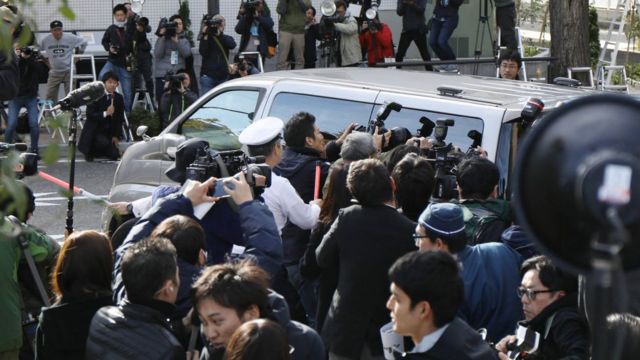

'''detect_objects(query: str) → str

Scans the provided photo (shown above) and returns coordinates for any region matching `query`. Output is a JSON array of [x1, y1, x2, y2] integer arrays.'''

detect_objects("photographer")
[[326, 1, 361, 67], [0, 6, 20, 101], [496, 0, 517, 51], [228, 58, 260, 79], [0, 202, 56, 359], [359, 18, 393, 67], [40, 20, 88, 102], [396, 0, 432, 71], [235, 0, 275, 63], [159, 70, 198, 128], [5, 45, 41, 154], [276, 0, 311, 70], [100, 4, 135, 113], [131, 16, 154, 107], [199, 14, 236, 95], [153, 15, 192, 106]]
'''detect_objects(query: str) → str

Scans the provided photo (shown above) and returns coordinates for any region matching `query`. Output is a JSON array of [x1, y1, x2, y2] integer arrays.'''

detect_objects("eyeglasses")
[[517, 286, 556, 301], [500, 63, 518, 70], [412, 233, 429, 247]]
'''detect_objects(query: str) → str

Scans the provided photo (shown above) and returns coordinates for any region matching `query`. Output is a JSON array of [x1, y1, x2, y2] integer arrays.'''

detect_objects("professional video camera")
[[156, 17, 178, 38], [164, 71, 187, 91], [243, 0, 261, 15], [185, 149, 272, 195], [201, 14, 223, 37], [430, 119, 463, 200], [19, 46, 40, 59], [0, 143, 38, 179]]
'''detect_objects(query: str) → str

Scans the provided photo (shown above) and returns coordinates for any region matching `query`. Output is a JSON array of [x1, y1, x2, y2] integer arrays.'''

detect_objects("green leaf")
[[43, 142, 60, 166], [58, 5, 76, 20]]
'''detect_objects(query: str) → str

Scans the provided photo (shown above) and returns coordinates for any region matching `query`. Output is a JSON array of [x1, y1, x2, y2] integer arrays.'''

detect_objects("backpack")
[[463, 204, 508, 245]]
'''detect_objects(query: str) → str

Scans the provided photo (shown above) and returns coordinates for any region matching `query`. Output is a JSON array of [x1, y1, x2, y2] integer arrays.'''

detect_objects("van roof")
[[252, 68, 594, 110]]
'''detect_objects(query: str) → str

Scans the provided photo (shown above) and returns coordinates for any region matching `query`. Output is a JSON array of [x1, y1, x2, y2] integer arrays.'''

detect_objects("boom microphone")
[[55, 81, 106, 110]]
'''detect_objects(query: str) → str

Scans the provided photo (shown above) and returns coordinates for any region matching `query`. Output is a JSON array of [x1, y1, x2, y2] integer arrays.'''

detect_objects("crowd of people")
[[5, 2, 635, 360], [9, 103, 640, 360]]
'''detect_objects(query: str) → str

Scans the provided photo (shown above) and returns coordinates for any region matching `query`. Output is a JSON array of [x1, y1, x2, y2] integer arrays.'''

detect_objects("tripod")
[[473, 0, 494, 75]]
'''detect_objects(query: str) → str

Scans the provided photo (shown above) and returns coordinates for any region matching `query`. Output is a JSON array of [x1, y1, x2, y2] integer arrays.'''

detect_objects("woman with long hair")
[[35, 230, 114, 360], [299, 160, 352, 331]]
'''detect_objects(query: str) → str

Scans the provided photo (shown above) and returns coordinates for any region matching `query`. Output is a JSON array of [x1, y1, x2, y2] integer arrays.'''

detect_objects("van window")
[[372, 105, 484, 151], [181, 90, 260, 150], [268, 93, 375, 137]]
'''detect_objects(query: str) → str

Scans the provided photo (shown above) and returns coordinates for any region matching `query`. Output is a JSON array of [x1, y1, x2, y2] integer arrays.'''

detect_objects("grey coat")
[[153, 35, 192, 78]]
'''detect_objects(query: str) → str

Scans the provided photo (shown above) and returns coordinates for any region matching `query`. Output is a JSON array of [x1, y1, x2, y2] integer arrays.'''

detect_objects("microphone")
[[0, 142, 28, 152], [55, 81, 106, 110]]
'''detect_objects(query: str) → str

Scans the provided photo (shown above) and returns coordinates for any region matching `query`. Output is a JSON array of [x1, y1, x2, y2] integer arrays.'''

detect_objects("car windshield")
[[268, 93, 375, 137], [181, 90, 260, 150]]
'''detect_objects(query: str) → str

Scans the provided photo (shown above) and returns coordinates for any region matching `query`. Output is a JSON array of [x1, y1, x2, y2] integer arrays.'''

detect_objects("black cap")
[[50, 20, 63, 29], [164, 138, 210, 183]]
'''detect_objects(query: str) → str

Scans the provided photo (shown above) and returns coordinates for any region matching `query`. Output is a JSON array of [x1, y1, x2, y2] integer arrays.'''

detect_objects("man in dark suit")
[[316, 158, 416, 360], [79, 71, 124, 161]]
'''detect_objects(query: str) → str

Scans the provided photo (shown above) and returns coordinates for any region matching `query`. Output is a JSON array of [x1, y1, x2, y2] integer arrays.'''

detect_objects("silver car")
[[103, 68, 593, 230]]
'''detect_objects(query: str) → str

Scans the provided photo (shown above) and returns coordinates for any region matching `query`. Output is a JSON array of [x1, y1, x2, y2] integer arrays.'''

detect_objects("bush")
[[127, 108, 161, 140]]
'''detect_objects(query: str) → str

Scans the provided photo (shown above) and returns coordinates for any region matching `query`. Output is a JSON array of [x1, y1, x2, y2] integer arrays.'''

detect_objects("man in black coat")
[[0, 6, 20, 101], [387, 251, 499, 360], [316, 158, 416, 360], [275, 111, 330, 324], [199, 14, 236, 95], [496, 256, 590, 360], [86, 237, 184, 360], [78, 71, 124, 161]]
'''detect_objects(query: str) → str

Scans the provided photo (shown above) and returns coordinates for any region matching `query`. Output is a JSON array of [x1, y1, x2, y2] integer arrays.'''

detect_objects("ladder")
[[37, 100, 67, 144], [132, 84, 155, 112], [567, 67, 595, 88], [69, 54, 97, 91], [596, 0, 632, 91], [495, 27, 528, 81]]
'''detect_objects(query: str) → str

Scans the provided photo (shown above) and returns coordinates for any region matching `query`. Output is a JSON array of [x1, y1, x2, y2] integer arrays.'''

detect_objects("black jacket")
[[199, 32, 236, 80], [396, 0, 428, 33], [316, 204, 416, 358], [235, 11, 275, 59], [101, 23, 134, 67], [78, 92, 124, 156], [201, 291, 325, 360], [275, 147, 330, 264], [433, 0, 464, 18], [520, 294, 590, 360], [86, 300, 184, 360], [132, 29, 152, 60], [35, 295, 113, 360], [0, 51, 19, 101], [159, 89, 198, 126], [17, 55, 40, 97], [394, 318, 499, 360]]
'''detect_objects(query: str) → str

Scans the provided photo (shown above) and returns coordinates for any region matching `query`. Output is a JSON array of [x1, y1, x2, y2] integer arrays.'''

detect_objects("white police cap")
[[239, 116, 284, 146]]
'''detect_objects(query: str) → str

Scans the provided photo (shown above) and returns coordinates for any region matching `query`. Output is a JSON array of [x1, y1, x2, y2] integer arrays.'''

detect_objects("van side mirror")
[[136, 125, 151, 142]]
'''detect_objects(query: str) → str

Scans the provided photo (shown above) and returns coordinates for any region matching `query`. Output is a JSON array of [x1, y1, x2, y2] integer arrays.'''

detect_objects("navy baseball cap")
[[50, 20, 63, 29], [418, 203, 465, 238]]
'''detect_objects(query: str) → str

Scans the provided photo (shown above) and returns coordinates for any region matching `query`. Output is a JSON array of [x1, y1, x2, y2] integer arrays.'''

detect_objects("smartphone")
[[211, 177, 235, 198]]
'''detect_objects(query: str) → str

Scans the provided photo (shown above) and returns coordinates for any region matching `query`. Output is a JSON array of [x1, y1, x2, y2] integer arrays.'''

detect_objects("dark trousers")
[[497, 3, 517, 50], [429, 14, 459, 61], [155, 77, 165, 107], [133, 57, 154, 102], [395, 29, 433, 71]]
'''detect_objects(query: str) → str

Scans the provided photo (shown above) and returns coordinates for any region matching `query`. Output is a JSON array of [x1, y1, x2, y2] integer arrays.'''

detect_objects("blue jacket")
[[235, 11, 274, 59], [456, 244, 523, 342], [113, 194, 283, 303]]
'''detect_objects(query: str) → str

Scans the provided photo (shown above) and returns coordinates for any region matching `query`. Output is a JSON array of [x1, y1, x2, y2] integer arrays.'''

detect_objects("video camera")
[[430, 119, 462, 200], [156, 17, 178, 38], [19, 46, 40, 59], [243, 0, 261, 15], [0, 143, 38, 179], [164, 71, 187, 91], [201, 14, 223, 37], [185, 149, 272, 195]]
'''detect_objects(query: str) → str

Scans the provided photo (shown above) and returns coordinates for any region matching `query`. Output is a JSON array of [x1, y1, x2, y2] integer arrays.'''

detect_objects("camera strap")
[[213, 36, 230, 65]]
